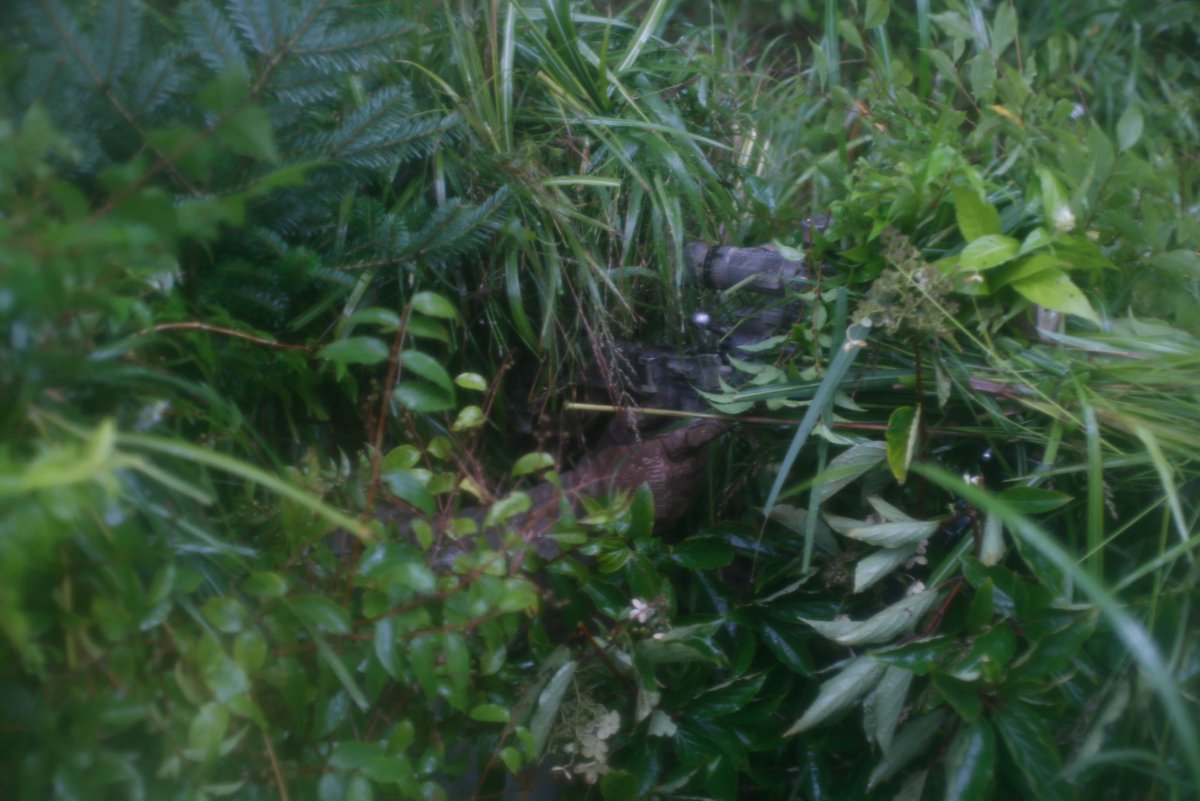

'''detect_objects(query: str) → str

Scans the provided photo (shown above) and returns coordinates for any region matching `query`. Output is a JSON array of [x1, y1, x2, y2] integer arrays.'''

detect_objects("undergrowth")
[[1, 1, 1197, 800]]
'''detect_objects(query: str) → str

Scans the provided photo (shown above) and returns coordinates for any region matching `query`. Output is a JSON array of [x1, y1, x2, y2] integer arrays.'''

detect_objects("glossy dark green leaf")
[[874, 636, 955, 675], [410, 291, 460, 321], [187, 702, 228, 762], [393, 382, 455, 413], [952, 624, 1018, 682], [785, 656, 886, 735], [996, 487, 1072, 514], [931, 673, 982, 722], [993, 701, 1070, 801], [867, 710, 948, 790], [885, 405, 919, 483], [601, 769, 640, 801], [670, 537, 734, 569], [757, 622, 813, 675], [381, 470, 436, 516], [374, 619, 399, 679], [966, 579, 994, 632], [319, 336, 390, 366], [399, 350, 453, 392], [944, 718, 995, 801], [1011, 609, 1098, 680], [289, 596, 351, 634], [197, 635, 251, 702], [244, 571, 288, 599], [201, 597, 246, 634]]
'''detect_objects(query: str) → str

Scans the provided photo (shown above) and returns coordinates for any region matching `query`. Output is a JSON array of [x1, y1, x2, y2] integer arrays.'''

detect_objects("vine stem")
[[142, 322, 314, 352]]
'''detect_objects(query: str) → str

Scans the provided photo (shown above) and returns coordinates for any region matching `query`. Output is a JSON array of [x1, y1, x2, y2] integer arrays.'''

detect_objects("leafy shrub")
[[2, 1, 1198, 800]]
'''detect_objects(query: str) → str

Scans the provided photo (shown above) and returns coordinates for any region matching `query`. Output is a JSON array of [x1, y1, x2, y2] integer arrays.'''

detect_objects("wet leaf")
[[411, 291, 460, 321], [885, 405, 920, 483], [319, 336, 390, 366], [958, 234, 1020, 271], [784, 656, 886, 735], [952, 185, 1001, 242], [393, 382, 455, 413], [1012, 268, 1100, 324], [802, 589, 939, 645], [944, 718, 995, 800]]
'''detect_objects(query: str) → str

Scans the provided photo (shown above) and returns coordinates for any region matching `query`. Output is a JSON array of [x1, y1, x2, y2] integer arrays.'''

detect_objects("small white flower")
[[906, 580, 927, 597], [843, 338, 867, 352], [1052, 204, 1076, 233], [630, 598, 653, 624], [966, 272, 985, 284]]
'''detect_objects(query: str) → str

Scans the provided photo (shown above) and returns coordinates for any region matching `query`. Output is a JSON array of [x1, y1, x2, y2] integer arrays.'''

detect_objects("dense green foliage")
[[1, 1, 1198, 800]]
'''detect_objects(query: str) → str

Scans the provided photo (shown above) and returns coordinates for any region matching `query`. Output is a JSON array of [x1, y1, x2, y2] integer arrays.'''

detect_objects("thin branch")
[[142, 322, 315, 352], [262, 730, 291, 801]]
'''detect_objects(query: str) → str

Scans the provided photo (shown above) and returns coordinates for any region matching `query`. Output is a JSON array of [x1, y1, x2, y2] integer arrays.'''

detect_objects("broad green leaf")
[[470, 704, 510, 723], [997, 487, 1072, 514], [288, 596, 350, 634], [874, 636, 956, 675], [452, 405, 485, 431], [864, 0, 890, 28], [944, 718, 995, 800], [784, 656, 886, 735], [854, 544, 919, 593], [485, 491, 531, 527], [825, 517, 939, 547], [455, 372, 488, 391], [399, 350, 453, 392], [531, 661, 577, 755], [951, 185, 1001, 242], [952, 622, 1016, 682], [863, 666, 913, 753], [201, 597, 246, 634], [958, 234, 1019, 271], [966, 579, 995, 632], [319, 337, 390, 366], [382, 470, 435, 515], [512, 451, 555, 476], [600, 770, 639, 801], [1116, 104, 1143, 151], [1037, 167, 1070, 232], [931, 673, 982, 721], [197, 637, 251, 703], [988, 252, 1064, 290], [244, 571, 288, 599], [802, 589, 939, 645], [382, 445, 421, 471], [994, 701, 1070, 801], [1011, 269, 1100, 324], [867, 711, 947, 790], [670, 537, 734, 569], [817, 440, 887, 502], [410, 291, 460, 321], [233, 630, 267, 674], [345, 307, 401, 331], [188, 702, 229, 762], [346, 775, 372, 801], [978, 512, 1005, 566], [393, 382, 455, 413], [374, 619, 399, 679], [885, 406, 920, 483]]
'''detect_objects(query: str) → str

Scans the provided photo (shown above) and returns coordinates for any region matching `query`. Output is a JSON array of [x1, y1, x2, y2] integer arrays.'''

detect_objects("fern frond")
[[304, 86, 458, 169], [292, 19, 410, 75], [92, 0, 141, 84], [181, 0, 249, 75]]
